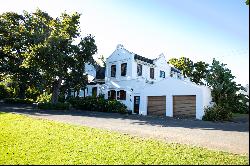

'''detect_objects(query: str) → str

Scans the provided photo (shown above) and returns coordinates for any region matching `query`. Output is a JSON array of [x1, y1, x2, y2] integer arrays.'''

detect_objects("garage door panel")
[[173, 95, 196, 118], [174, 106, 196, 110], [173, 95, 196, 99], [147, 105, 166, 110], [173, 100, 196, 103], [149, 110, 165, 116], [148, 101, 166, 106], [148, 96, 165, 100], [147, 96, 166, 116]]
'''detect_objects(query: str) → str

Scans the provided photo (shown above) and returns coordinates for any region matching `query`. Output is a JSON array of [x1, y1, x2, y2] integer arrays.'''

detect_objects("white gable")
[[107, 44, 134, 63]]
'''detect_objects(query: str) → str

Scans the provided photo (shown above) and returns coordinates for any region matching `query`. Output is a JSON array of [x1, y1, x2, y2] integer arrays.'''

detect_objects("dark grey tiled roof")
[[171, 67, 181, 74], [134, 54, 154, 64]]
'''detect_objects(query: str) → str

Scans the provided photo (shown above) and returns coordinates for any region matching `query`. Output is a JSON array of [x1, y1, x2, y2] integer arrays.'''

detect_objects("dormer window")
[[150, 68, 154, 79], [160, 70, 165, 78], [137, 64, 142, 76], [111, 65, 116, 77], [121, 63, 127, 76]]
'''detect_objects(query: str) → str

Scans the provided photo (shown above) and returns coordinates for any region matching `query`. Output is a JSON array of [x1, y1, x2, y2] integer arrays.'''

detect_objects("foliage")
[[168, 57, 194, 78], [67, 96, 128, 114], [202, 104, 232, 121], [37, 102, 70, 110], [191, 61, 209, 85], [36, 93, 52, 103], [25, 86, 42, 101], [0, 83, 13, 99], [206, 59, 249, 116], [246, 0, 249, 5], [230, 92, 249, 114], [98, 55, 106, 67], [168, 57, 209, 85], [3, 98, 34, 104], [0, 113, 248, 165], [0, 11, 44, 99], [0, 9, 97, 103]]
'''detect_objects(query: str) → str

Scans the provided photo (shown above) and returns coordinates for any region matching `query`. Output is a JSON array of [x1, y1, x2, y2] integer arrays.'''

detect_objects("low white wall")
[[140, 78, 211, 120]]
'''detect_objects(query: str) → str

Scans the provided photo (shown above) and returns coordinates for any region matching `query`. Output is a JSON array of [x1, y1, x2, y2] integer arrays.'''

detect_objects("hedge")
[[67, 96, 128, 114]]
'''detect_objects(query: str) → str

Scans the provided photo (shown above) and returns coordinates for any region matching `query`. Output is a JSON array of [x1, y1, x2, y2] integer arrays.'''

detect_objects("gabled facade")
[[84, 44, 212, 119]]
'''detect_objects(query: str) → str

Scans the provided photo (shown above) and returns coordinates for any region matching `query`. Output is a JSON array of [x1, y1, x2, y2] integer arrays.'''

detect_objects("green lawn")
[[0, 112, 248, 165]]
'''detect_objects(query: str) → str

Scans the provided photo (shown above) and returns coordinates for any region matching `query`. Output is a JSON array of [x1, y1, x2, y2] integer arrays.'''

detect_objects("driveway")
[[0, 103, 249, 155]]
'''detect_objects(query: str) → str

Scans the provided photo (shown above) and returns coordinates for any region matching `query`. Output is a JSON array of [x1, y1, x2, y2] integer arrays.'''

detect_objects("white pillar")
[[166, 94, 173, 117]]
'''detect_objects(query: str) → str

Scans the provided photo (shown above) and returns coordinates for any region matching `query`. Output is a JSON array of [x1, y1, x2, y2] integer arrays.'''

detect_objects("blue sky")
[[0, 0, 249, 85]]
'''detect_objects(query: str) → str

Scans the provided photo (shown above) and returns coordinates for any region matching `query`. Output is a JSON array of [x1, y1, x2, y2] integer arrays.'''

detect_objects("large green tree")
[[0, 11, 44, 98], [191, 61, 209, 85], [1, 9, 97, 103], [27, 10, 97, 103], [206, 59, 248, 115]]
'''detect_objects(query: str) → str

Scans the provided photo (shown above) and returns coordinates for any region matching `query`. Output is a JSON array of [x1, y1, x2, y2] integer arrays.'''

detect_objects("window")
[[121, 63, 127, 76], [137, 64, 142, 76], [119, 90, 126, 100], [109, 90, 116, 100], [160, 70, 165, 78], [111, 65, 116, 77], [92, 87, 97, 97], [150, 68, 154, 79], [117, 90, 126, 100]]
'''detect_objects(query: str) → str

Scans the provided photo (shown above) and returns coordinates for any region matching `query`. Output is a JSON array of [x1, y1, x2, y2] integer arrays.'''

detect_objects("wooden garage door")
[[147, 96, 166, 116], [173, 95, 196, 118]]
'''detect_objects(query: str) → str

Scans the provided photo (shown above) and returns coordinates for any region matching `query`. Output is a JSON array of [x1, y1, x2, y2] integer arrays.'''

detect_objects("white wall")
[[104, 45, 212, 119], [154, 54, 171, 81], [140, 78, 211, 120]]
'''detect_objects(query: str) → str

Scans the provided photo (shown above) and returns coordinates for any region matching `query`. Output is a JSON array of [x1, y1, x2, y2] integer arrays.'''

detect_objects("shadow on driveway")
[[0, 103, 248, 133]]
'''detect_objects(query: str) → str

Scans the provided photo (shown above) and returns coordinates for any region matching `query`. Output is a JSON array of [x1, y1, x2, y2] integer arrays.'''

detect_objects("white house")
[[83, 44, 212, 120]]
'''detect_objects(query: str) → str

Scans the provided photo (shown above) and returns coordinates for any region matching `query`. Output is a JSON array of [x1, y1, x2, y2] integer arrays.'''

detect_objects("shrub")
[[106, 100, 127, 114], [202, 104, 232, 121], [38, 102, 70, 110], [25, 86, 41, 101], [3, 98, 34, 104], [0, 84, 12, 99], [36, 93, 52, 103], [67, 96, 128, 114]]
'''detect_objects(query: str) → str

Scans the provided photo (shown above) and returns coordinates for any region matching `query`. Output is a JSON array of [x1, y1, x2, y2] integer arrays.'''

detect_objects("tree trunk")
[[18, 84, 27, 99], [51, 78, 62, 104]]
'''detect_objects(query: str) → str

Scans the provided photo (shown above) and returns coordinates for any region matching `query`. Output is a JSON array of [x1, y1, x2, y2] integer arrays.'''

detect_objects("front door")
[[134, 96, 140, 114]]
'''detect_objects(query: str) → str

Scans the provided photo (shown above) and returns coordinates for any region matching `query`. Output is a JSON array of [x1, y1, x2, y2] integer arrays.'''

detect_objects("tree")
[[1, 9, 97, 103], [0, 11, 44, 98], [168, 57, 209, 85], [168, 57, 194, 78], [206, 59, 248, 115], [27, 10, 97, 103], [98, 55, 106, 67], [246, 0, 249, 5], [191, 61, 209, 85]]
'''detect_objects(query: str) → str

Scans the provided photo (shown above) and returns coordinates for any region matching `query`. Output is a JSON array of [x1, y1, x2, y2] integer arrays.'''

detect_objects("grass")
[[0, 112, 248, 165]]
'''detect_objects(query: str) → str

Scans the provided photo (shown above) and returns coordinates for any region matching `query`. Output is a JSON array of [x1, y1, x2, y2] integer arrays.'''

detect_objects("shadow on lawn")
[[0, 103, 248, 133]]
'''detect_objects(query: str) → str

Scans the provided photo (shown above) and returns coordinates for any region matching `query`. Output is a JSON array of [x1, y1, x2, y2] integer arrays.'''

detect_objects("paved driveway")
[[0, 104, 249, 155]]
